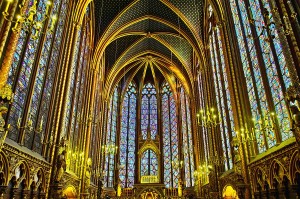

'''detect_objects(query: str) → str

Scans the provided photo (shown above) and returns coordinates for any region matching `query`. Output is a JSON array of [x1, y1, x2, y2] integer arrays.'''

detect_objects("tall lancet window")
[[103, 87, 119, 187], [120, 82, 137, 188], [229, 0, 292, 153], [6, 0, 69, 153], [62, 7, 91, 173], [162, 81, 179, 188], [180, 88, 194, 187], [208, 5, 235, 170], [141, 83, 158, 139], [141, 149, 159, 177]]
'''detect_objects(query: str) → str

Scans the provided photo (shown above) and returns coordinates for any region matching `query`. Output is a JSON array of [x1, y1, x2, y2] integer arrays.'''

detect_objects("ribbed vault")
[[93, 0, 205, 100]]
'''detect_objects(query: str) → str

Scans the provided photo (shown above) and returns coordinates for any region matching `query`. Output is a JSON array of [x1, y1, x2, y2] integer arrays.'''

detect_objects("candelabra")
[[17, 113, 44, 133], [197, 107, 221, 128], [66, 148, 84, 173], [171, 159, 184, 170], [2, 0, 57, 36], [102, 143, 118, 155], [40, 133, 53, 146], [235, 124, 256, 145], [194, 163, 212, 184], [253, 112, 276, 142]]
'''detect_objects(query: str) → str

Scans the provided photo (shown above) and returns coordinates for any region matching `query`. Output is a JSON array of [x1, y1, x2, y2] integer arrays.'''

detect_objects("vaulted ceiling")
[[93, 0, 205, 98]]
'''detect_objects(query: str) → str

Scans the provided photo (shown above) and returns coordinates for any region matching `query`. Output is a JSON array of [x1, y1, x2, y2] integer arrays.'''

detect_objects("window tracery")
[[141, 83, 158, 140], [120, 82, 137, 188], [229, 0, 293, 153], [207, 4, 235, 171], [162, 81, 179, 188], [180, 88, 194, 187], [6, 0, 70, 154]]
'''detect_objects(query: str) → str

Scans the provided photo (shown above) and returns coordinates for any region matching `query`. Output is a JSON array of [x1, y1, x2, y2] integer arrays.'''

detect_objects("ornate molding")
[[248, 141, 298, 193]]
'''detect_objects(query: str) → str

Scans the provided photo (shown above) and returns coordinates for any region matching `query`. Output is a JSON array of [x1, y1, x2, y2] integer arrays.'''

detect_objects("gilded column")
[[0, 0, 30, 150], [0, 0, 18, 60], [278, 0, 300, 151], [0, 0, 30, 89], [48, 17, 80, 198], [220, 1, 251, 196], [80, 63, 97, 198]]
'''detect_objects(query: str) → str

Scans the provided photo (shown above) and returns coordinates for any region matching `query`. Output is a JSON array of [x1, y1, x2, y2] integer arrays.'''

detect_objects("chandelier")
[[197, 107, 221, 128], [171, 159, 184, 169], [2, 0, 57, 37], [101, 143, 118, 155], [194, 162, 212, 184]]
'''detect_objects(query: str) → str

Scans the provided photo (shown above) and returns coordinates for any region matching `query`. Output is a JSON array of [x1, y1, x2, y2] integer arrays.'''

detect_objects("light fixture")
[[252, 112, 276, 140], [235, 124, 255, 145], [194, 162, 212, 184], [102, 143, 118, 155], [171, 159, 184, 169], [2, 0, 57, 35], [197, 107, 221, 128], [17, 112, 44, 133], [41, 134, 53, 146]]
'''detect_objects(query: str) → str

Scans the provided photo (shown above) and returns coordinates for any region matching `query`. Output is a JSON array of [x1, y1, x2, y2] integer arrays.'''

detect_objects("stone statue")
[[286, 83, 300, 150], [290, 104, 300, 127], [0, 106, 8, 149], [0, 106, 7, 131], [54, 150, 67, 183]]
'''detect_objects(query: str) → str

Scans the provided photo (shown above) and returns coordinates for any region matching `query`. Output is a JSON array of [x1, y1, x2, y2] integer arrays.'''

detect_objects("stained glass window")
[[141, 83, 157, 140], [208, 8, 235, 170], [6, 0, 69, 154], [63, 8, 91, 173], [120, 82, 137, 188], [229, 0, 292, 153], [90, 82, 101, 184], [141, 149, 158, 177], [162, 81, 179, 188], [180, 88, 194, 187], [197, 72, 209, 158], [103, 87, 119, 187]]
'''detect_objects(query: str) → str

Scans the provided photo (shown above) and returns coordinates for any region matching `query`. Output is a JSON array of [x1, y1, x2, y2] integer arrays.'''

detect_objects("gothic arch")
[[289, 150, 300, 185], [9, 160, 30, 189], [253, 167, 268, 192], [0, 152, 8, 186], [269, 159, 289, 189]]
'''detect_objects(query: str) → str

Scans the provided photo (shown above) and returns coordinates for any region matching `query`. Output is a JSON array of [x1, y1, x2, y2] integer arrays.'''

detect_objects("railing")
[[164, 188, 178, 197], [141, 175, 159, 183], [122, 188, 135, 197]]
